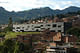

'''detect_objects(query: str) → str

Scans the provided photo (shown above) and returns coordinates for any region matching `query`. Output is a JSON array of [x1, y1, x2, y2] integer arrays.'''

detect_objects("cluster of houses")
[[0, 15, 80, 53], [0, 22, 79, 53], [26, 15, 80, 24], [9, 30, 79, 53]]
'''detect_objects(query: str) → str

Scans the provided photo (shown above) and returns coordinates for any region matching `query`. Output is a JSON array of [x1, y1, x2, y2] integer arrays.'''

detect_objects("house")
[[16, 34, 43, 44], [45, 32, 66, 53], [62, 35, 78, 48], [62, 18, 71, 22], [44, 30, 78, 53], [53, 17, 60, 22], [14, 29, 78, 53], [53, 32, 62, 42], [17, 34, 32, 44], [0, 36, 5, 42]]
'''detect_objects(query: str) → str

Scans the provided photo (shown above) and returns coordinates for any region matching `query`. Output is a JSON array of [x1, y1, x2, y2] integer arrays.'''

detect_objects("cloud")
[[77, 0, 80, 1], [0, 0, 80, 11]]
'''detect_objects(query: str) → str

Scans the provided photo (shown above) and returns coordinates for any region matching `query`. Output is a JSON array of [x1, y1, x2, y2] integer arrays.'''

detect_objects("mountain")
[[0, 7, 10, 24], [62, 6, 80, 13], [0, 6, 80, 24], [16, 7, 54, 19]]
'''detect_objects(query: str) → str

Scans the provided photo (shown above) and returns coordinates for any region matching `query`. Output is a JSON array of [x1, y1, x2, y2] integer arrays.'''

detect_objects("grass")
[[0, 32, 5, 37], [5, 32, 41, 39]]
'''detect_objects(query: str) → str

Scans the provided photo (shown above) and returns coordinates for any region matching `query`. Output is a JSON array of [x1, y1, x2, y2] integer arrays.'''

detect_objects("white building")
[[46, 47, 67, 53], [13, 22, 64, 32]]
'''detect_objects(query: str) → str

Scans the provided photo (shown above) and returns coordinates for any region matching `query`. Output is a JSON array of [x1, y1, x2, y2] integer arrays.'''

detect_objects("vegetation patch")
[[5, 32, 40, 39]]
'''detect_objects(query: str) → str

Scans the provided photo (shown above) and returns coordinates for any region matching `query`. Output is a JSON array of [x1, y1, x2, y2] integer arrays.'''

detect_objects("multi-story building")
[[13, 22, 72, 33], [13, 22, 65, 32]]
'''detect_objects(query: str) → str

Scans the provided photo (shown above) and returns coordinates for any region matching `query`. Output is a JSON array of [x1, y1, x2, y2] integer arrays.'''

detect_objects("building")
[[13, 22, 64, 32], [46, 32, 78, 53], [11, 30, 78, 53], [53, 17, 60, 22], [0, 36, 5, 43]]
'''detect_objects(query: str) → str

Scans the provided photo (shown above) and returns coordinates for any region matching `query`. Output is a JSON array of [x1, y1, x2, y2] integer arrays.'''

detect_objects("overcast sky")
[[0, 0, 80, 11]]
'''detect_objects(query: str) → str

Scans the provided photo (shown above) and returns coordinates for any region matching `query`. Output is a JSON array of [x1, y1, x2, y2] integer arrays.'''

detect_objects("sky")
[[0, 0, 80, 12]]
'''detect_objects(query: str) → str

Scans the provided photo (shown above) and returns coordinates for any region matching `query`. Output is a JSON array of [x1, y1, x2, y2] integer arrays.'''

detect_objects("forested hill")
[[0, 6, 80, 24]]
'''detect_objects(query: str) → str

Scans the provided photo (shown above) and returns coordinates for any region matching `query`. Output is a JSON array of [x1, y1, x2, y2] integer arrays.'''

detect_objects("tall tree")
[[67, 27, 80, 38], [8, 17, 13, 27], [3, 39, 16, 53], [7, 17, 13, 31]]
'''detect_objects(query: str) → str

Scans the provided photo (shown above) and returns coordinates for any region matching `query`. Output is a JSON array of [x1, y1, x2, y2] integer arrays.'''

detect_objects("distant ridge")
[[0, 6, 80, 24]]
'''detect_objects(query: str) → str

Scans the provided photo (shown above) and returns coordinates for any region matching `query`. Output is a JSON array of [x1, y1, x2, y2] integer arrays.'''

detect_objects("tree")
[[8, 17, 13, 31], [67, 27, 80, 38], [4, 17, 13, 32], [3, 39, 16, 53], [0, 45, 4, 53], [77, 11, 80, 15]]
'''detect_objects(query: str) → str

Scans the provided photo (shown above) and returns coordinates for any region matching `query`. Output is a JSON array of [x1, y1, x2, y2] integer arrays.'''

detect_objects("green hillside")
[[5, 32, 40, 39]]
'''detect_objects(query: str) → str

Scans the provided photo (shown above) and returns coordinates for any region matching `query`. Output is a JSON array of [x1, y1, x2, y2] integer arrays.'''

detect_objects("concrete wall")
[[13, 22, 64, 32]]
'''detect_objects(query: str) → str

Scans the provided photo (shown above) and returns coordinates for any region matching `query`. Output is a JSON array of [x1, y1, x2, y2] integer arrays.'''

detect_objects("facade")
[[0, 37, 4, 42], [13, 22, 64, 32], [10, 30, 78, 53], [46, 46, 67, 53]]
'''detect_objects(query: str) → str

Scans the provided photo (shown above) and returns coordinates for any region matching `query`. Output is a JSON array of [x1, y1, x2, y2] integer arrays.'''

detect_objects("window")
[[36, 29, 39, 31], [32, 28, 34, 30], [41, 28, 45, 29], [59, 37, 61, 39], [16, 30, 18, 31], [46, 24, 50, 26], [22, 27, 24, 29], [58, 25, 61, 27], [58, 30, 61, 32], [40, 25, 43, 27], [47, 28, 50, 30], [53, 24, 56, 27], [51, 30, 55, 32], [23, 37, 28, 40], [46, 32, 50, 34], [27, 26, 30, 28], [32, 25, 33, 27], [26, 28, 28, 30], [20, 30, 24, 32], [16, 27, 20, 29], [35, 26, 40, 28], [13, 27, 15, 29]]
